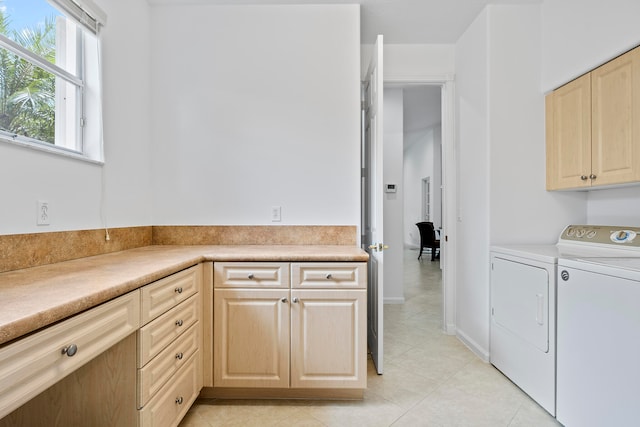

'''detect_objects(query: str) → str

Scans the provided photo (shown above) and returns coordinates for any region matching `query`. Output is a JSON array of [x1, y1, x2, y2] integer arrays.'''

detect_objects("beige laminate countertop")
[[0, 245, 368, 346]]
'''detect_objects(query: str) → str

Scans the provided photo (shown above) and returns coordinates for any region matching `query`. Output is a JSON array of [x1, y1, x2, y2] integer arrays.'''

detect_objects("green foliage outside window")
[[0, 10, 56, 143]]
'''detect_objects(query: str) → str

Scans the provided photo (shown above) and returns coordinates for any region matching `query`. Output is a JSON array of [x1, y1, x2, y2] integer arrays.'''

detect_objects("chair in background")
[[416, 221, 440, 261]]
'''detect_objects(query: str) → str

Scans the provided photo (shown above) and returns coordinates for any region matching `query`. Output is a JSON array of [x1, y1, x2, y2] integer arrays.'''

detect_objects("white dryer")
[[490, 224, 640, 417], [490, 244, 559, 416]]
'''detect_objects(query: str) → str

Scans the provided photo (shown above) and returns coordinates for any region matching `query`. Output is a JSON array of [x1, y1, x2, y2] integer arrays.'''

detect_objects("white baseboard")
[[456, 329, 490, 362], [383, 297, 405, 304]]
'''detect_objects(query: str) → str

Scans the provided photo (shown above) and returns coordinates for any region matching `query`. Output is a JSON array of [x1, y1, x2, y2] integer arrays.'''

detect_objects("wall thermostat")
[[385, 184, 397, 193]]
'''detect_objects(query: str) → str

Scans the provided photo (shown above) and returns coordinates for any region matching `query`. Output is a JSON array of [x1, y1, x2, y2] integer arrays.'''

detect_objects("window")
[[0, 0, 105, 163]]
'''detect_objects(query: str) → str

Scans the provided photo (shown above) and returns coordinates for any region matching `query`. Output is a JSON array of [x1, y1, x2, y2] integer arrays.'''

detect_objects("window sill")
[[0, 137, 104, 166]]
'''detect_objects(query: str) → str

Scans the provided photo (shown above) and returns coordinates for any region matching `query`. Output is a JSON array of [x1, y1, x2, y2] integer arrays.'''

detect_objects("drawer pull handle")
[[248, 273, 255, 279], [175, 352, 184, 360], [292, 297, 299, 303], [326, 274, 332, 280], [175, 287, 183, 294], [61, 344, 78, 357], [175, 319, 184, 327], [175, 396, 184, 405], [281, 297, 288, 303]]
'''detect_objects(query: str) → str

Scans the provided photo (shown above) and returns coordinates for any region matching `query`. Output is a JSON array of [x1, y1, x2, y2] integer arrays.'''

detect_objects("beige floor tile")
[[508, 399, 560, 427], [400, 385, 519, 427], [303, 392, 406, 427], [366, 361, 442, 409]]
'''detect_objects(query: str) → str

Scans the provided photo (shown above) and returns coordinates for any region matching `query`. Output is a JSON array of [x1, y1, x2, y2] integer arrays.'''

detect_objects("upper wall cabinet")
[[546, 46, 640, 190]]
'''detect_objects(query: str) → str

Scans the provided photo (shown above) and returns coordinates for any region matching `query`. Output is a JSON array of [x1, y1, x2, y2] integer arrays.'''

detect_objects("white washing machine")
[[490, 224, 640, 418], [557, 248, 640, 426]]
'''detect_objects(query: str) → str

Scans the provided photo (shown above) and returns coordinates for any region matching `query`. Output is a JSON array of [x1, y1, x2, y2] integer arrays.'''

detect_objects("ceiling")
[[147, 0, 541, 44]]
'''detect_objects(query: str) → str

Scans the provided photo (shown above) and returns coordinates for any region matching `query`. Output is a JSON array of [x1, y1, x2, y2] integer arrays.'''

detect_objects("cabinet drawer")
[[139, 351, 201, 427], [141, 265, 200, 325], [138, 294, 199, 367], [0, 291, 140, 420], [214, 262, 289, 288], [292, 263, 366, 289], [138, 321, 200, 408]]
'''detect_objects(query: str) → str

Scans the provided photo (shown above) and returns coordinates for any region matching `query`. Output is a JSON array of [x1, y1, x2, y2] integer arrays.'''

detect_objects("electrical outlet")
[[271, 206, 282, 222], [37, 201, 50, 225]]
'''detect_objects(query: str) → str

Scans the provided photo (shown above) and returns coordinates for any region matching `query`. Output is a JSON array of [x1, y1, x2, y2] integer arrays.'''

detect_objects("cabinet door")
[[591, 46, 640, 186], [546, 73, 592, 190], [290, 289, 366, 389], [213, 289, 290, 388]]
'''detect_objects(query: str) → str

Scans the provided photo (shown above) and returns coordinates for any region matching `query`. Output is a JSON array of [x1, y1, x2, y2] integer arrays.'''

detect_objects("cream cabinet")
[[0, 291, 140, 425], [546, 46, 640, 190], [138, 264, 203, 427], [213, 262, 367, 393]]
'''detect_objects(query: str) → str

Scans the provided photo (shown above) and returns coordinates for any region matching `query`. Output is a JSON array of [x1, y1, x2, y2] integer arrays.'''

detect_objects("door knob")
[[368, 243, 389, 251]]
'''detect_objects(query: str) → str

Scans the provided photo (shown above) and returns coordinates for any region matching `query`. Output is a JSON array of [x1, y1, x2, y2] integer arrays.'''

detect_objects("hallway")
[[180, 250, 559, 426]]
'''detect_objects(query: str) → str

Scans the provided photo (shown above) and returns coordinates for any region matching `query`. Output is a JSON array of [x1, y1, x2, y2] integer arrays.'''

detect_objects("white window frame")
[[0, 0, 105, 164]]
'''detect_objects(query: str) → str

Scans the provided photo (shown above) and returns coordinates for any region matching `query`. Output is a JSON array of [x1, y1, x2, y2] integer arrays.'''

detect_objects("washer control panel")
[[560, 225, 640, 247]]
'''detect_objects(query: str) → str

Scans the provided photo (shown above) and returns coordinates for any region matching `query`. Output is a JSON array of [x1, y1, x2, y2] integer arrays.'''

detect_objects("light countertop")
[[0, 245, 368, 346]]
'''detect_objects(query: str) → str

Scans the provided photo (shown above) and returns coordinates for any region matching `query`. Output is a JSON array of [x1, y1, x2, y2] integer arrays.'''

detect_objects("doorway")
[[383, 80, 455, 334]]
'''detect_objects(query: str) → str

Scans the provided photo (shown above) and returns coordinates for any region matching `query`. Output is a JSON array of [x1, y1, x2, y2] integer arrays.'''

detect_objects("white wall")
[[0, 0, 152, 235], [587, 187, 640, 226], [541, 0, 640, 226], [488, 5, 587, 246], [149, 5, 361, 228], [455, 4, 587, 359], [455, 7, 491, 358], [361, 44, 455, 81], [383, 88, 405, 303], [542, 0, 640, 92]]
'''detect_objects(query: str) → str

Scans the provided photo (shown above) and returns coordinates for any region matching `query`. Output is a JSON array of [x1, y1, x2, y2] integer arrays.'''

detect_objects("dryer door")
[[491, 256, 549, 352]]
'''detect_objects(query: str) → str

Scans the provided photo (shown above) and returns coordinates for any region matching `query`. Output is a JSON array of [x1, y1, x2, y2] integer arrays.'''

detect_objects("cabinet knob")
[[281, 297, 288, 303], [292, 297, 299, 303], [248, 273, 255, 279], [580, 175, 588, 180], [175, 352, 184, 360], [61, 344, 78, 357], [174, 287, 183, 294], [326, 274, 332, 280], [175, 396, 184, 405], [175, 319, 184, 327], [590, 174, 597, 180]]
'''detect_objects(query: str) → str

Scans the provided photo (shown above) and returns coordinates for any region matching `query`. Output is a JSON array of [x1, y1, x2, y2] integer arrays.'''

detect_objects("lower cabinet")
[[290, 289, 366, 389], [0, 293, 140, 427], [139, 351, 201, 427], [214, 288, 290, 388], [138, 264, 204, 427], [212, 262, 367, 393]]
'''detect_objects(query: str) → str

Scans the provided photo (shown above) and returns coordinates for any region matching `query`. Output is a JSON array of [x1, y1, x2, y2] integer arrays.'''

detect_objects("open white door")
[[362, 35, 384, 374]]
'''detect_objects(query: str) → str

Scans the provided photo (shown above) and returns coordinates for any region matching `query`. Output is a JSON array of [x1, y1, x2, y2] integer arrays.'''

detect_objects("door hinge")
[[80, 117, 86, 128]]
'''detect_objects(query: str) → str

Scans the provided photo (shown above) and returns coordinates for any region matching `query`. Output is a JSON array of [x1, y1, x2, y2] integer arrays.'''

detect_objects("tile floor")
[[180, 249, 560, 427]]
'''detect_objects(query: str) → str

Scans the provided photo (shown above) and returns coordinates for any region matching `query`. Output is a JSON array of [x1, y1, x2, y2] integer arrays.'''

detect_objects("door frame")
[[384, 75, 457, 335]]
